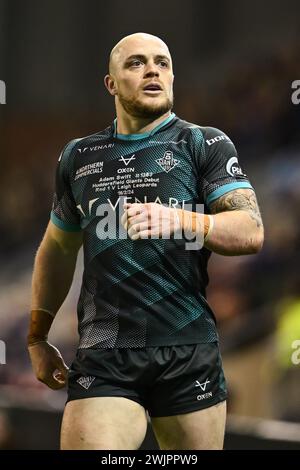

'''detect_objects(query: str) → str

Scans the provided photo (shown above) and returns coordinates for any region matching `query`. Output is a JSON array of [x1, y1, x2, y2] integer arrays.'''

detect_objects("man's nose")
[[144, 62, 159, 77]]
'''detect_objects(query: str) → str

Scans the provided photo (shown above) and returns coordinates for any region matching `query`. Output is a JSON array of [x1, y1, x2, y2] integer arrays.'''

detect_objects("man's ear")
[[104, 74, 117, 96]]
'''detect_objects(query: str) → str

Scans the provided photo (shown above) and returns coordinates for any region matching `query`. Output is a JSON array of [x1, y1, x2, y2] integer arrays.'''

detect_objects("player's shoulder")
[[175, 118, 230, 141], [199, 126, 231, 141], [175, 118, 236, 153], [59, 125, 112, 162]]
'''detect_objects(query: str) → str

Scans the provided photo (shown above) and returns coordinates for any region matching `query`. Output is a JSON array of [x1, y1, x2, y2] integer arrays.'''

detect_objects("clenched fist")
[[121, 202, 181, 240], [28, 341, 69, 390]]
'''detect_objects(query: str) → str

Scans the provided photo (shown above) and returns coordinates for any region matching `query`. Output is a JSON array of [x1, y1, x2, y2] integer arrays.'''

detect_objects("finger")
[[53, 369, 68, 384], [121, 211, 146, 231], [120, 208, 140, 230], [49, 379, 66, 389], [51, 357, 68, 386], [127, 213, 147, 228], [37, 356, 68, 387], [128, 221, 149, 239], [53, 367, 68, 382], [38, 373, 66, 390], [131, 229, 151, 240], [53, 355, 69, 375], [125, 205, 145, 217], [120, 211, 128, 229]]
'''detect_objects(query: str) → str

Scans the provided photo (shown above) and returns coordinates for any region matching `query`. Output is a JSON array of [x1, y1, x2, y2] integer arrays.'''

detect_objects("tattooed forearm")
[[210, 189, 263, 228], [204, 188, 264, 255]]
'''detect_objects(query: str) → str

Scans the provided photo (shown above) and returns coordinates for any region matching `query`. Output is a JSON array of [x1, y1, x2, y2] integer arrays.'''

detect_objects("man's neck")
[[115, 110, 172, 135]]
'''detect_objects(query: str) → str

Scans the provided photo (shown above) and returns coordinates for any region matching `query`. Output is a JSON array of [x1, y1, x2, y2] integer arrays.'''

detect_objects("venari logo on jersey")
[[156, 151, 180, 173], [226, 156, 245, 177], [77, 143, 114, 153]]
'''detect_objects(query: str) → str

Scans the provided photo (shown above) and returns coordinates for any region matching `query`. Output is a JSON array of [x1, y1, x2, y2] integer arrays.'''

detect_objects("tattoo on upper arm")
[[209, 189, 263, 228]]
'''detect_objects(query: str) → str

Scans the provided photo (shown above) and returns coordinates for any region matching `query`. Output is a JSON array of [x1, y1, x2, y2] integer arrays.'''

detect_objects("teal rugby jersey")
[[51, 113, 252, 348]]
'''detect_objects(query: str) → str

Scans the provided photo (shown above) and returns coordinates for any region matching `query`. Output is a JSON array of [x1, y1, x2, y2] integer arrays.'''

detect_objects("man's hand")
[[28, 341, 69, 390], [121, 202, 181, 240]]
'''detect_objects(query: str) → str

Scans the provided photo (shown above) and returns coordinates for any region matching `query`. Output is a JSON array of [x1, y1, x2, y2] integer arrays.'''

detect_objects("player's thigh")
[[61, 396, 148, 450], [151, 400, 226, 450]]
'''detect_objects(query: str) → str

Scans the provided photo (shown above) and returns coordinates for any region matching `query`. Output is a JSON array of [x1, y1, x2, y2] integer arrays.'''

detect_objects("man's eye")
[[131, 60, 143, 67], [159, 61, 168, 67]]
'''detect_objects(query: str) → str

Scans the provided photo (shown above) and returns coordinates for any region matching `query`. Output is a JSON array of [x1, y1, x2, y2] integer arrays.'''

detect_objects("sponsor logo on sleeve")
[[206, 134, 231, 146], [226, 156, 245, 177]]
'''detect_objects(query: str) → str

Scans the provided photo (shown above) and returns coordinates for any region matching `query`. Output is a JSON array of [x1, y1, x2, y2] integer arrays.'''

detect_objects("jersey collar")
[[113, 113, 175, 141]]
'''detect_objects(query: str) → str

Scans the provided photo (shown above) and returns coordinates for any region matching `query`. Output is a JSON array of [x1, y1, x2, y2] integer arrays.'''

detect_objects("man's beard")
[[118, 91, 173, 119]]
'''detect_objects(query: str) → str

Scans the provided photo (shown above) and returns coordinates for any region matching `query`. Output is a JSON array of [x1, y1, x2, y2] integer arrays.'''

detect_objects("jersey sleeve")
[[50, 140, 82, 232], [199, 127, 253, 207]]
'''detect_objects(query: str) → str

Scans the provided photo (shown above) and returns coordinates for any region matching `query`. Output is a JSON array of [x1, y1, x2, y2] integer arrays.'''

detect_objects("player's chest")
[[70, 144, 199, 207]]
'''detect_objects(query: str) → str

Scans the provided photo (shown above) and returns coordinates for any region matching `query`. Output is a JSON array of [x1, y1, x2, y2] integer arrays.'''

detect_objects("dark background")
[[0, 0, 300, 449]]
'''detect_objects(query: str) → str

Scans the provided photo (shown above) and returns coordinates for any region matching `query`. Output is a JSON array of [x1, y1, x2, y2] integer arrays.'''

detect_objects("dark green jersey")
[[51, 113, 252, 349]]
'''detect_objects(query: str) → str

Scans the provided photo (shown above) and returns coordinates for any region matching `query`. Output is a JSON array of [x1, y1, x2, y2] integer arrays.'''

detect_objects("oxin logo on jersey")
[[156, 151, 180, 173]]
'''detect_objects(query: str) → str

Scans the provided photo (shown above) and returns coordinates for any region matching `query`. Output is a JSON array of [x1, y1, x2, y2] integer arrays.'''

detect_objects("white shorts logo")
[[76, 375, 96, 390], [195, 378, 210, 391]]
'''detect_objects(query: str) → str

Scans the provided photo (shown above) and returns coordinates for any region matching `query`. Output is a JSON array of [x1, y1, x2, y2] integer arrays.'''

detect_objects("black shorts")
[[67, 342, 227, 417]]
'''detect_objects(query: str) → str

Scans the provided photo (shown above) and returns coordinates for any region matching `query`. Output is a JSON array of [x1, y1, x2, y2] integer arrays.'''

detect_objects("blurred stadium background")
[[1, 0, 300, 449]]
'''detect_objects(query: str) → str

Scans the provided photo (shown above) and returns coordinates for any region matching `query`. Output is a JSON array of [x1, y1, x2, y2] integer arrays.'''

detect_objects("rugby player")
[[28, 33, 264, 450]]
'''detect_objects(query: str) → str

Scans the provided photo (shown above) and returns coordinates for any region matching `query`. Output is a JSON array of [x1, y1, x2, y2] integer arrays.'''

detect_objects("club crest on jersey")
[[156, 151, 180, 173]]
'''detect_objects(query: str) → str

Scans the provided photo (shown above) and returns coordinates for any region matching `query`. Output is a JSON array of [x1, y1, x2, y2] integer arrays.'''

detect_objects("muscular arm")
[[28, 220, 83, 344], [204, 188, 264, 255], [122, 188, 264, 256]]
